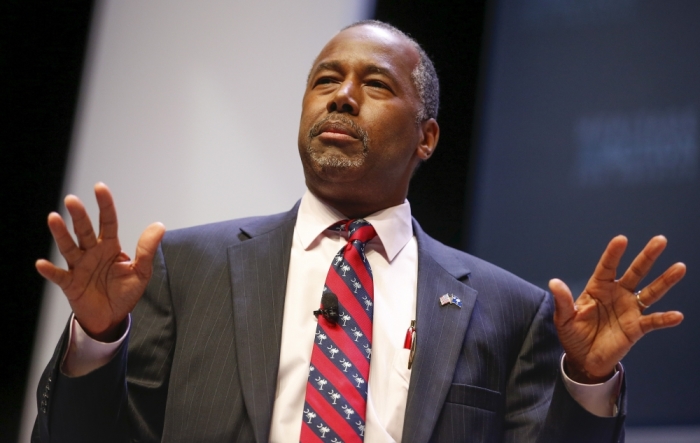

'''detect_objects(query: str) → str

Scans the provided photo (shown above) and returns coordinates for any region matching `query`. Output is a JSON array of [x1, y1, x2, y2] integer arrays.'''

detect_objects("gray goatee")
[[307, 115, 369, 168]]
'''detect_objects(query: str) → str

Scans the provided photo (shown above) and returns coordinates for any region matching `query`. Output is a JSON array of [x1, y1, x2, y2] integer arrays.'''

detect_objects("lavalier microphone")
[[313, 291, 339, 324]]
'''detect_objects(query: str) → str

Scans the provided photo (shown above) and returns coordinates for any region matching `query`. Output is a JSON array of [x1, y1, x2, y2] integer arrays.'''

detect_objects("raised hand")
[[550, 235, 685, 384], [35, 183, 165, 342]]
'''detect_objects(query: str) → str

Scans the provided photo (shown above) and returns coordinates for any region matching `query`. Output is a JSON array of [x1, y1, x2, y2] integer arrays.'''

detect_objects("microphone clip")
[[313, 291, 339, 324]]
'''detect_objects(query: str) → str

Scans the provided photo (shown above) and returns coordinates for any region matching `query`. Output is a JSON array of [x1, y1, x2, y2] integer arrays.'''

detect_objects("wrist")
[[78, 317, 128, 343], [564, 356, 615, 384]]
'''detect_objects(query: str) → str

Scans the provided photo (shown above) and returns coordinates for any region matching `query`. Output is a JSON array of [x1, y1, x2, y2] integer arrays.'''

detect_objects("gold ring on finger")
[[635, 290, 650, 310]]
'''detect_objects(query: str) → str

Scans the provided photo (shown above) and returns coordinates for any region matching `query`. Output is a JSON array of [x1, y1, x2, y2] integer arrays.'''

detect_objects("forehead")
[[312, 25, 420, 83]]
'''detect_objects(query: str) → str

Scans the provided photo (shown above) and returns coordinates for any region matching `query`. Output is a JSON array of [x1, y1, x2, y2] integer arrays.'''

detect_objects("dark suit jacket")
[[34, 205, 626, 442]]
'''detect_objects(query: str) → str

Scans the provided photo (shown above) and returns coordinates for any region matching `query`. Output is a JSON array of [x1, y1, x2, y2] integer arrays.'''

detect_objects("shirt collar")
[[296, 189, 413, 262]]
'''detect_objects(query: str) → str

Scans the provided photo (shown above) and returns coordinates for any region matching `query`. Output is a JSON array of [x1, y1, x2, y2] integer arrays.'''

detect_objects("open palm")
[[36, 183, 165, 342], [550, 235, 685, 383]]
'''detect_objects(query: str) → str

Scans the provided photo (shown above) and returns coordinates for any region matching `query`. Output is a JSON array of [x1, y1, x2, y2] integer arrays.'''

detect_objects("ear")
[[416, 118, 440, 160]]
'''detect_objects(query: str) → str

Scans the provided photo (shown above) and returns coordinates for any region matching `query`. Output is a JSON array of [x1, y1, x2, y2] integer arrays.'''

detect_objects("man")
[[34, 21, 685, 442]]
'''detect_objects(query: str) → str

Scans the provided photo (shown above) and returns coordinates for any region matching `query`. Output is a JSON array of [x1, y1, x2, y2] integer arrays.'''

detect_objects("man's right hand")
[[36, 182, 165, 342]]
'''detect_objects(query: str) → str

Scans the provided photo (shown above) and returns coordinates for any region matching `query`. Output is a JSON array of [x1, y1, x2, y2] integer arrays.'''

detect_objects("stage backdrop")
[[19, 1, 374, 441], [469, 0, 700, 438]]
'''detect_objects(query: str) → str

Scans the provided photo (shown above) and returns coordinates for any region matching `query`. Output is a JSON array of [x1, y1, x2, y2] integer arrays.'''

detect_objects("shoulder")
[[415, 221, 549, 310], [161, 204, 299, 252]]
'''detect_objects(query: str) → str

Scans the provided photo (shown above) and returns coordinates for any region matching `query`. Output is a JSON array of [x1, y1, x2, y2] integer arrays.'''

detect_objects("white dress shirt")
[[269, 190, 417, 442], [63, 189, 621, 442]]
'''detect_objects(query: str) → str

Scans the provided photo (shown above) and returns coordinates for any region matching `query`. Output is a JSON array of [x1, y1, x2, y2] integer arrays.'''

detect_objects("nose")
[[327, 80, 359, 115]]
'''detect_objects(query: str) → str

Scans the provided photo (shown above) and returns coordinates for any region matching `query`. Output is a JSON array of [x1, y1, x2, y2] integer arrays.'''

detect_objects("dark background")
[[4, 0, 699, 441], [2, 2, 95, 440], [469, 0, 700, 426]]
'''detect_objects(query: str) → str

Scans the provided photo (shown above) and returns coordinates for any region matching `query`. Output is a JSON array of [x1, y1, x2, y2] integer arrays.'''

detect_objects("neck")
[[309, 188, 405, 219]]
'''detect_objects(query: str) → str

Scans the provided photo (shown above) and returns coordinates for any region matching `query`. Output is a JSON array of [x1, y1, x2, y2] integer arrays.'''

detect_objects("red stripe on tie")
[[326, 271, 372, 335], [310, 342, 367, 418], [300, 421, 325, 443], [344, 244, 374, 298], [318, 319, 369, 377], [306, 381, 363, 443], [349, 225, 376, 244]]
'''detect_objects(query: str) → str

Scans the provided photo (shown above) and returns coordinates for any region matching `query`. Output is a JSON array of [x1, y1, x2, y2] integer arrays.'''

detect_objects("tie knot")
[[332, 219, 377, 246]]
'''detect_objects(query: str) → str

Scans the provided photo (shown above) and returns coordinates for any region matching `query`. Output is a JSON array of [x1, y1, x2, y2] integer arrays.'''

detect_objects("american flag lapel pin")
[[439, 293, 462, 308]]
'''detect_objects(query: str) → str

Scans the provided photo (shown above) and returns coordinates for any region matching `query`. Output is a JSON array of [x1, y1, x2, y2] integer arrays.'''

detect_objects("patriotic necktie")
[[300, 219, 377, 443]]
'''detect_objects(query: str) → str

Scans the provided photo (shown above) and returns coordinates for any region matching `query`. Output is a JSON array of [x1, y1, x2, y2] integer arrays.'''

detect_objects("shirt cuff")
[[60, 313, 131, 377], [560, 354, 623, 417]]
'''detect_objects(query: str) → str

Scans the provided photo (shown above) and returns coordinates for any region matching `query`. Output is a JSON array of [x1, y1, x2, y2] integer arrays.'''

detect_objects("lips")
[[310, 117, 361, 140]]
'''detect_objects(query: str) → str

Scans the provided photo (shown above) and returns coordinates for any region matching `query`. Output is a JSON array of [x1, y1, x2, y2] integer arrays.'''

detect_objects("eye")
[[366, 80, 388, 89], [314, 76, 337, 87]]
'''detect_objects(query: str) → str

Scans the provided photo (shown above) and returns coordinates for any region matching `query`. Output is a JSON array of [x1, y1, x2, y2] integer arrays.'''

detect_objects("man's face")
[[298, 24, 438, 217]]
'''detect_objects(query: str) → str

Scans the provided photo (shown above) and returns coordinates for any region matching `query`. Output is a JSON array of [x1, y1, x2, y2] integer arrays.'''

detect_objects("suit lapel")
[[226, 209, 475, 442], [227, 207, 297, 443], [402, 221, 478, 443]]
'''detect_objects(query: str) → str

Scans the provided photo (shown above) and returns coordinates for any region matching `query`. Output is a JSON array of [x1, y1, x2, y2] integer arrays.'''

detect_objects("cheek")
[[366, 112, 420, 154], [299, 97, 325, 138], [298, 112, 315, 144]]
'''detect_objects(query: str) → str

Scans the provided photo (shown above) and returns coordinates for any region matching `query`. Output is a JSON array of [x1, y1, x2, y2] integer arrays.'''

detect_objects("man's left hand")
[[550, 235, 685, 384]]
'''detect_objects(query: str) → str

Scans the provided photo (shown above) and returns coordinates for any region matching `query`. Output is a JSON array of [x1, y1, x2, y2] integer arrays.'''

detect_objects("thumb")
[[549, 278, 577, 326], [133, 222, 166, 278]]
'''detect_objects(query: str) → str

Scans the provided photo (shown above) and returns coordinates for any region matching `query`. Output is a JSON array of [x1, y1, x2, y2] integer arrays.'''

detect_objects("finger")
[[35, 259, 73, 290], [590, 235, 628, 284], [549, 278, 577, 326], [618, 235, 667, 292], [64, 194, 98, 250], [95, 183, 119, 241], [132, 222, 166, 279], [637, 262, 686, 308], [639, 310, 684, 334], [47, 212, 83, 265], [116, 251, 131, 262]]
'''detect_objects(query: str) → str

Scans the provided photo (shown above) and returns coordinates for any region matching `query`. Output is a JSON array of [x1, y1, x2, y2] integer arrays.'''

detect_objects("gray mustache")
[[309, 115, 369, 145]]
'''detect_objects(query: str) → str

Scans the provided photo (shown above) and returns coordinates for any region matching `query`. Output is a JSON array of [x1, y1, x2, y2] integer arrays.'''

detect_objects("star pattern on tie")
[[300, 219, 377, 443]]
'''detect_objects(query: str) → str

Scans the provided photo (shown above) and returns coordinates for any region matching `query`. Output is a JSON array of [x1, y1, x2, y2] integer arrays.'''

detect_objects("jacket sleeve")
[[537, 373, 626, 442], [502, 291, 626, 443], [31, 320, 131, 443], [31, 243, 176, 443]]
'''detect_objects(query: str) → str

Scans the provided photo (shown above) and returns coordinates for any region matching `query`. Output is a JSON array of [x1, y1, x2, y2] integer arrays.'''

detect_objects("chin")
[[306, 161, 366, 189], [306, 146, 366, 170]]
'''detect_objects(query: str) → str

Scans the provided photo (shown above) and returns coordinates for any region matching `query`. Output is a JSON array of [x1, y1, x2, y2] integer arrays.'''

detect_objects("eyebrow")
[[315, 61, 342, 73], [366, 64, 393, 78], [307, 61, 339, 84]]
